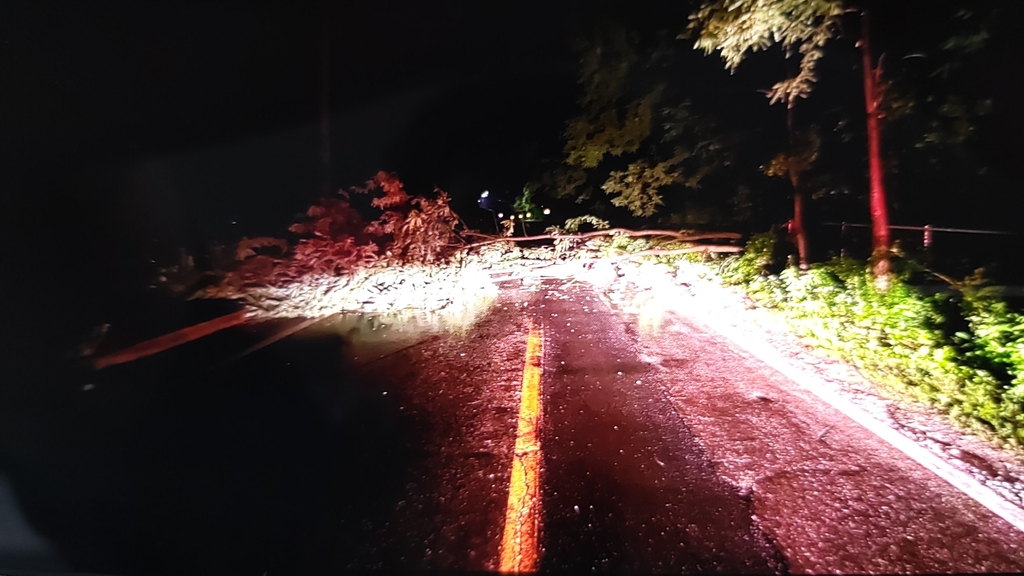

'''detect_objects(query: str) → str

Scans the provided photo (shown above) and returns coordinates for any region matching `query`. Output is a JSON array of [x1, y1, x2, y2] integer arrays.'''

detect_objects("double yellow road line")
[[499, 323, 544, 573]]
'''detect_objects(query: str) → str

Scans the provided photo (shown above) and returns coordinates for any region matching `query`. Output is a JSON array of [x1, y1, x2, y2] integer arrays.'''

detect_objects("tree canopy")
[[548, 20, 733, 219], [686, 0, 844, 106]]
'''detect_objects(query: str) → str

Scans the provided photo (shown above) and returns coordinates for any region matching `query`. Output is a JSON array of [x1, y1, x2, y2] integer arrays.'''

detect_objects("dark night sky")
[[0, 1, 592, 353], [3, 1, 588, 240], [2, 1, 1023, 338], [4, 1, 1023, 235]]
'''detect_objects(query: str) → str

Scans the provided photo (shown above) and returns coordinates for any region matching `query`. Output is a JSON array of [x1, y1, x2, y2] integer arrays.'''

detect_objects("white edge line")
[[684, 308, 1024, 534]]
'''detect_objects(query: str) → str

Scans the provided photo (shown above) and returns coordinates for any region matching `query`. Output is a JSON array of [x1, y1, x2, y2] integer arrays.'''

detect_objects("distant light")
[[510, 214, 515, 219], [497, 212, 504, 218], [481, 190, 489, 198], [526, 212, 532, 218], [543, 208, 551, 215]]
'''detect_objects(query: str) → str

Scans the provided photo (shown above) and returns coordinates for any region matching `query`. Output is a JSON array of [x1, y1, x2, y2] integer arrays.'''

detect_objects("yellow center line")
[[499, 323, 544, 573]]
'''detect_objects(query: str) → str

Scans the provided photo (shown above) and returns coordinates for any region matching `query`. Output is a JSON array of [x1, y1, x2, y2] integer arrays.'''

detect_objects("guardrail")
[[823, 222, 1024, 289], [823, 222, 1016, 248]]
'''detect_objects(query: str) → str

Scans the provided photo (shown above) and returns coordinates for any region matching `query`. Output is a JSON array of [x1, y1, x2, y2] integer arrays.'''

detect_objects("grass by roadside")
[[670, 232, 1024, 447]]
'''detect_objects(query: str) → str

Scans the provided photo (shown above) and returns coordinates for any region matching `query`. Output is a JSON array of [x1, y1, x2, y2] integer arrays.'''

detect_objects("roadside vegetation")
[[699, 232, 1024, 446]]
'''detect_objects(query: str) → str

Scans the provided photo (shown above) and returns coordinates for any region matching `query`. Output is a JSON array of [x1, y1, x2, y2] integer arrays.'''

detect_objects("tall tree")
[[686, 0, 892, 277], [857, 9, 890, 279], [550, 21, 731, 221]]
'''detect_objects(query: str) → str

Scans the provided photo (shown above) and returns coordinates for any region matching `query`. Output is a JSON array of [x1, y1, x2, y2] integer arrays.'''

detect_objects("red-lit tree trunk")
[[786, 107, 810, 270], [788, 172, 809, 270], [858, 10, 891, 281]]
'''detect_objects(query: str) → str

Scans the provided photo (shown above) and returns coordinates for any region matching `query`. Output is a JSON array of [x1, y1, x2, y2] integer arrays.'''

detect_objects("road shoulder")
[[596, 261, 1024, 573]]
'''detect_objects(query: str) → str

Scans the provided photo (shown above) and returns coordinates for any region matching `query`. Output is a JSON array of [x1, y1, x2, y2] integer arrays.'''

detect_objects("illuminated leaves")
[[686, 0, 843, 107], [362, 182, 462, 265], [556, 23, 679, 216], [565, 89, 663, 169], [209, 173, 466, 291], [561, 215, 611, 234], [686, 0, 843, 70], [766, 45, 824, 106], [513, 185, 541, 219], [558, 22, 730, 218], [719, 238, 1024, 442], [601, 153, 689, 217], [407, 191, 463, 262], [761, 127, 820, 179], [290, 237, 379, 276], [365, 171, 412, 209]]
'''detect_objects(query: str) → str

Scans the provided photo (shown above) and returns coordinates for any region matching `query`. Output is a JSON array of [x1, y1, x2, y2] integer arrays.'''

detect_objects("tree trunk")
[[859, 10, 891, 282], [786, 107, 810, 270], [789, 174, 809, 270]]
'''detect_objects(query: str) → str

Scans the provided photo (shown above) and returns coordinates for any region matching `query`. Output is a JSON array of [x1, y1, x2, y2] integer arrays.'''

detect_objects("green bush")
[[708, 235, 1024, 445], [599, 233, 651, 257]]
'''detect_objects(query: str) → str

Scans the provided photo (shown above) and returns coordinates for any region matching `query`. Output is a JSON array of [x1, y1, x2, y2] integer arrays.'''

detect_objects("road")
[[3, 269, 1024, 574]]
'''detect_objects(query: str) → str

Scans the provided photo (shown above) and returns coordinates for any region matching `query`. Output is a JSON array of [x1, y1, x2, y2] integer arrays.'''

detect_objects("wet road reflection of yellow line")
[[499, 323, 544, 573]]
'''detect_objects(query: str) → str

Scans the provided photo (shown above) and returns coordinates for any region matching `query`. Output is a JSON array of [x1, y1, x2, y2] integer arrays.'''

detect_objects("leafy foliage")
[[713, 235, 1024, 444], [546, 215, 611, 258], [288, 237, 379, 277], [685, 0, 844, 106], [957, 274, 1024, 392], [193, 172, 466, 293], [551, 19, 732, 218], [598, 233, 653, 258], [565, 88, 663, 170], [561, 215, 611, 234], [562, 95, 730, 217], [761, 126, 820, 180], [385, 191, 462, 264], [686, 0, 849, 269], [601, 157, 680, 217], [514, 185, 541, 219]]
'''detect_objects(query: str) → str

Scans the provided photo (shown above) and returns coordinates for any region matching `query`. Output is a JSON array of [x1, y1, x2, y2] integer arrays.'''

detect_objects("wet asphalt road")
[[4, 272, 1024, 573], [531, 281, 782, 573]]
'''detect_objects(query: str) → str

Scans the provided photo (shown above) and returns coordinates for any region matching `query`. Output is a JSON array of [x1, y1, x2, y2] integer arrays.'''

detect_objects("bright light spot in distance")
[[498, 212, 504, 218], [543, 208, 551, 215], [526, 212, 532, 218], [481, 190, 489, 198]]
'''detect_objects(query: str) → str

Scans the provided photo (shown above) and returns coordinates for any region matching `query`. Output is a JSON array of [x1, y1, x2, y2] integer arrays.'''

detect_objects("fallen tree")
[[94, 172, 743, 369], [460, 228, 742, 250], [609, 245, 743, 259], [93, 310, 253, 370]]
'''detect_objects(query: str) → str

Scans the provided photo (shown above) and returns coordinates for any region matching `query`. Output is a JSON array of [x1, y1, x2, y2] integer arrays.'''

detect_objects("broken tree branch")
[[93, 309, 254, 370], [461, 228, 741, 250], [609, 245, 744, 260]]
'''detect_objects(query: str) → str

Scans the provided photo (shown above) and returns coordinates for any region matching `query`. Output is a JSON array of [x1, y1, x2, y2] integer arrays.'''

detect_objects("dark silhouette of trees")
[[686, 0, 892, 279]]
